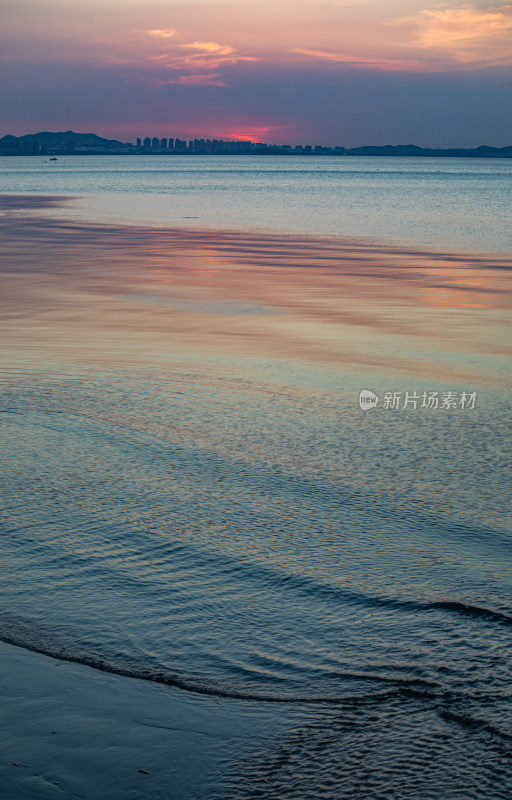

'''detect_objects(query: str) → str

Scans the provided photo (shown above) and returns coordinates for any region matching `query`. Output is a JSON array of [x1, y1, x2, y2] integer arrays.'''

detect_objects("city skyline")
[[2, 130, 511, 158], [1, 1, 512, 147]]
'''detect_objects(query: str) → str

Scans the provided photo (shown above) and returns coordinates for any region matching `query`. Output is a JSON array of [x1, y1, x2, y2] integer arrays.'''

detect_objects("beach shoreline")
[[0, 639, 293, 800]]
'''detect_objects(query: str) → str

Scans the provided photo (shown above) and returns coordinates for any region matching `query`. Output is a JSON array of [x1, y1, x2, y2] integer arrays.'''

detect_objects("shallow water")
[[1, 154, 511, 252], [1, 186, 511, 797]]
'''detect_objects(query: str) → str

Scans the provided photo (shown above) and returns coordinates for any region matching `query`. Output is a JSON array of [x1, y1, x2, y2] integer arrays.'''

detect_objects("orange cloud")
[[146, 29, 176, 38], [417, 5, 512, 48], [391, 4, 512, 66], [181, 41, 235, 55]]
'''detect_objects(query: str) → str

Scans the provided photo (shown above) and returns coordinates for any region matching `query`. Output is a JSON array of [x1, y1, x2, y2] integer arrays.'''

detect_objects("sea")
[[0, 155, 511, 252], [1, 155, 511, 798]]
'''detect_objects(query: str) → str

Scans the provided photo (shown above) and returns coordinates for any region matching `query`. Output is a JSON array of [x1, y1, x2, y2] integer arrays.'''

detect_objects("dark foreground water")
[[0, 191, 511, 798]]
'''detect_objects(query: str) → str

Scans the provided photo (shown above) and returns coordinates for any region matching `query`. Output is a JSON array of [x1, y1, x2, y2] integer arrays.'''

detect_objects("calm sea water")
[[1, 158, 511, 798], [1, 154, 511, 252]]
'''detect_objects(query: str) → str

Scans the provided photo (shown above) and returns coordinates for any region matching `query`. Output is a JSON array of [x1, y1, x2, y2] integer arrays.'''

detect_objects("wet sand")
[[0, 640, 293, 800]]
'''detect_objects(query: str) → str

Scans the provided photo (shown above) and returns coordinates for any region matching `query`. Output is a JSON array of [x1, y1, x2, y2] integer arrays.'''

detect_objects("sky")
[[1, 0, 511, 146]]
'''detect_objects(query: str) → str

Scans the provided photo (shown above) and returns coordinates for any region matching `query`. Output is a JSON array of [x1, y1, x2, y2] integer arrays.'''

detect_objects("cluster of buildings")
[[135, 137, 347, 155], [0, 137, 48, 156]]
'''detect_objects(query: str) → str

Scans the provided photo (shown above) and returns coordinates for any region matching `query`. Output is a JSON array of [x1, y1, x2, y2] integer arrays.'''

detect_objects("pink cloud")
[[159, 53, 256, 69], [291, 48, 413, 71], [162, 73, 226, 86], [221, 126, 274, 141], [151, 43, 258, 78]]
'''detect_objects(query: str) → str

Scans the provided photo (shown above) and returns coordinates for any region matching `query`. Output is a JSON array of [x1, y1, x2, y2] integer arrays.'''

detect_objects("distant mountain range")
[[347, 143, 512, 158], [1, 130, 511, 158], [20, 131, 127, 149], [0, 131, 129, 154]]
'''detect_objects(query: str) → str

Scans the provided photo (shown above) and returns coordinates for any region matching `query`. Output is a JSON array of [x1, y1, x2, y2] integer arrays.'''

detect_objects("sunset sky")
[[2, 0, 511, 146]]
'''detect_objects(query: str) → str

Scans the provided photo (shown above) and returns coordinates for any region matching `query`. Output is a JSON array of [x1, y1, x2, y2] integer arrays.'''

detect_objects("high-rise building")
[[160, 138, 167, 150], [152, 137, 160, 149], [136, 138, 142, 148], [168, 138, 174, 150], [143, 137, 151, 149]]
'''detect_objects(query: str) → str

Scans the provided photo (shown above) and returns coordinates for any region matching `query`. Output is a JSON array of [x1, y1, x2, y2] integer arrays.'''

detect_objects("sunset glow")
[[1, 0, 511, 145]]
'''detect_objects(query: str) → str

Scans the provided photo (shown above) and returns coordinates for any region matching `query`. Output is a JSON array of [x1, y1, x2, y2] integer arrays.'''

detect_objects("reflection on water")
[[1, 200, 510, 380], [1, 197, 511, 798], [1, 154, 512, 253]]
